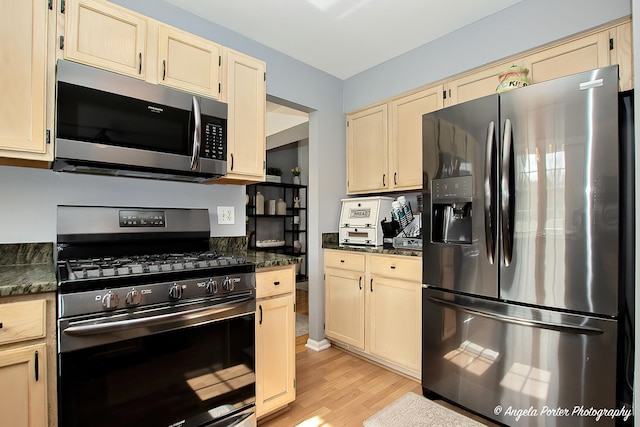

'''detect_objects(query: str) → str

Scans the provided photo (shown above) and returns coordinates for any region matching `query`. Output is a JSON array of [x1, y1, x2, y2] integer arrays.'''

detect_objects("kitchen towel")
[[363, 392, 486, 427]]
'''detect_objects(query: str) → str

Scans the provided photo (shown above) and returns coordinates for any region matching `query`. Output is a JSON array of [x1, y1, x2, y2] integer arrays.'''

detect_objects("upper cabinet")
[[346, 105, 388, 194], [389, 86, 443, 191], [444, 59, 524, 107], [609, 21, 634, 91], [64, 0, 147, 79], [523, 32, 610, 84], [214, 49, 266, 184], [347, 86, 442, 194], [157, 25, 221, 99], [64, 0, 222, 99], [0, 0, 54, 163]]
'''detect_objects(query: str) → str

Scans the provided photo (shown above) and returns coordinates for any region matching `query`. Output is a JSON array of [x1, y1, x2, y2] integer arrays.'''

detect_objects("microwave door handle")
[[191, 96, 202, 171]]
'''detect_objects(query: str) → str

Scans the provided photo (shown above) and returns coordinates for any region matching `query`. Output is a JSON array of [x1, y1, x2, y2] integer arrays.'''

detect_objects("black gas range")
[[56, 205, 257, 427]]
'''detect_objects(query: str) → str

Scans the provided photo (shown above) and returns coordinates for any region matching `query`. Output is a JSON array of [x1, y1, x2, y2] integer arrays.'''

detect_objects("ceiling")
[[165, 0, 523, 80]]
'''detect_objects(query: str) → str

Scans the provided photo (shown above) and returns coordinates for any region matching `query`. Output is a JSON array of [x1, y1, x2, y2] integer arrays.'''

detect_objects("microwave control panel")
[[202, 122, 225, 160]]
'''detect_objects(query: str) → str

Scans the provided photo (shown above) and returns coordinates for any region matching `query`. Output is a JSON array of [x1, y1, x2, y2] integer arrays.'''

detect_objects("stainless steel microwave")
[[53, 60, 227, 182]]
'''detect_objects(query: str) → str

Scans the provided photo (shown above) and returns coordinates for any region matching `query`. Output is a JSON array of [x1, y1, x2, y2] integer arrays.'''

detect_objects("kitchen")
[[0, 0, 637, 426]]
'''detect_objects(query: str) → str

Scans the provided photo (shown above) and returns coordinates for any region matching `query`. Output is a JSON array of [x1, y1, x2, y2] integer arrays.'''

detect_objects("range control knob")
[[169, 283, 184, 300], [102, 291, 119, 310], [205, 279, 218, 294], [125, 289, 141, 306], [222, 277, 234, 292]]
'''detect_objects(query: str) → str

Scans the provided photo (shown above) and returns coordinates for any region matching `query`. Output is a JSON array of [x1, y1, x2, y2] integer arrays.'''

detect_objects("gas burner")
[[62, 251, 248, 281]]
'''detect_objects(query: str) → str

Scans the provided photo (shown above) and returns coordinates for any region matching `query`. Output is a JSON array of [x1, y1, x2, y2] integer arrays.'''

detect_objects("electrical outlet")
[[217, 206, 235, 225]]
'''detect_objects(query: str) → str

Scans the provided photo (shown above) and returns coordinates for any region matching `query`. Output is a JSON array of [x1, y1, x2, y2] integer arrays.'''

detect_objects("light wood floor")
[[259, 338, 498, 427]]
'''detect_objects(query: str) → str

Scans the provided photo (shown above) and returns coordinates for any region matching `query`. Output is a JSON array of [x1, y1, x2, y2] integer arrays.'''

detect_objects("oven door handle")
[[63, 299, 251, 336]]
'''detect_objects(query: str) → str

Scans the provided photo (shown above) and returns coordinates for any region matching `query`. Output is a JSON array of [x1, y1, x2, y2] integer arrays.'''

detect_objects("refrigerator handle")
[[484, 121, 495, 265], [501, 118, 513, 266], [426, 295, 604, 335]]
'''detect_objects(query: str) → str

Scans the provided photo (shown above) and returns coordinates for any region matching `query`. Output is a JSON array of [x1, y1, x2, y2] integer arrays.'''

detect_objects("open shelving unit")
[[246, 182, 307, 281]]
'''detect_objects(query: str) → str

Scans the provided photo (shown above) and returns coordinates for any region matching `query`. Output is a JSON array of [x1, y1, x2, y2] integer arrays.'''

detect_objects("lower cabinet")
[[324, 250, 422, 377], [0, 294, 56, 426], [255, 264, 296, 419], [0, 343, 47, 427]]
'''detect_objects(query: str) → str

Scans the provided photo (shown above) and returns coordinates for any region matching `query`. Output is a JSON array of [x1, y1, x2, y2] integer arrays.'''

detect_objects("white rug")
[[364, 392, 486, 427], [296, 313, 308, 336]]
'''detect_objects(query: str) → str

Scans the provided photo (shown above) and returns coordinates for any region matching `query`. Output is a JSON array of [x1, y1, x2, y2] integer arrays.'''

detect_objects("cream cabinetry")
[[0, 297, 54, 426], [347, 86, 442, 194], [324, 252, 366, 349], [0, 0, 54, 163], [323, 250, 422, 377], [388, 86, 443, 191], [610, 21, 634, 91], [64, 0, 147, 79], [523, 32, 610, 84], [215, 49, 266, 184], [444, 59, 524, 107], [255, 265, 296, 419], [346, 105, 388, 194], [64, 0, 222, 99], [157, 25, 221, 99]]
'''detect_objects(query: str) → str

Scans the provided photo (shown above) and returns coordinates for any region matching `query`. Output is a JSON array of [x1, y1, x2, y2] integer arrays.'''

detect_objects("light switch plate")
[[217, 206, 235, 224]]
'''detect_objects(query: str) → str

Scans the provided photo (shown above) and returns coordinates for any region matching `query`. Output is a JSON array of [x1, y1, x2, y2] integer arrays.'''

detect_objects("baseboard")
[[305, 338, 331, 352]]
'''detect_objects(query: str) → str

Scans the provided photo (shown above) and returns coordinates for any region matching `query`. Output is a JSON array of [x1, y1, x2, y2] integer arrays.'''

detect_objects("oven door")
[[58, 299, 256, 427]]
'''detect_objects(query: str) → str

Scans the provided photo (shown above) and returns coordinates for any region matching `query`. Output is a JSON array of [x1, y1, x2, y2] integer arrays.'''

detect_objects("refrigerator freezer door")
[[499, 66, 619, 316], [422, 287, 617, 427], [422, 94, 499, 298]]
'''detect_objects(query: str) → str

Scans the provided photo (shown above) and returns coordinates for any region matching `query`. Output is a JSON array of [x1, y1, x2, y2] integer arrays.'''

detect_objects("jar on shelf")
[[276, 198, 286, 215], [255, 192, 264, 215], [293, 240, 302, 253]]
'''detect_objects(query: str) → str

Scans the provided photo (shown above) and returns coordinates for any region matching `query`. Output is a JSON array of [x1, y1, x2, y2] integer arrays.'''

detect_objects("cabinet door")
[[65, 0, 147, 79], [324, 267, 365, 350], [389, 86, 443, 191], [255, 294, 295, 418], [157, 25, 221, 99], [609, 22, 633, 91], [0, 0, 49, 159], [0, 343, 47, 427], [368, 276, 421, 374], [215, 50, 266, 184], [346, 105, 388, 194], [524, 31, 610, 84], [445, 60, 524, 107]]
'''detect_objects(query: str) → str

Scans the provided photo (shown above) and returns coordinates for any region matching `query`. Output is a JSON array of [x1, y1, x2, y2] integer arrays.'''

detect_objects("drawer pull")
[[273, 281, 280, 286], [0, 322, 3, 329], [370, 278, 373, 292], [358, 277, 362, 290], [390, 265, 396, 269], [340, 259, 345, 263]]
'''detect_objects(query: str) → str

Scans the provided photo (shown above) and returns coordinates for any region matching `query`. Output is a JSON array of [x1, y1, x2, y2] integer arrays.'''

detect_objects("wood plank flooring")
[[275, 288, 498, 426]]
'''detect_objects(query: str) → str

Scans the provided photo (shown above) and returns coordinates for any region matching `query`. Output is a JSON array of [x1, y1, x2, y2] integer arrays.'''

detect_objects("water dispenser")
[[431, 176, 473, 244]]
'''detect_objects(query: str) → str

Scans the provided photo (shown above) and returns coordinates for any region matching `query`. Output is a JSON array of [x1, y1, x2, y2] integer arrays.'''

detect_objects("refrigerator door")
[[422, 287, 617, 427], [499, 66, 619, 316], [422, 95, 499, 298]]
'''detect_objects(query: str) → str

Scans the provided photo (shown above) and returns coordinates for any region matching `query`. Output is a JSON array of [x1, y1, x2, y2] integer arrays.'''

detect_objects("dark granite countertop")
[[0, 243, 57, 297], [246, 250, 302, 268], [322, 232, 421, 257]]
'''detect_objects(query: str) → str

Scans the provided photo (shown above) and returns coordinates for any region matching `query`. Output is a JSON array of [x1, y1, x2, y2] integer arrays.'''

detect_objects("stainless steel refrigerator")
[[421, 66, 630, 426]]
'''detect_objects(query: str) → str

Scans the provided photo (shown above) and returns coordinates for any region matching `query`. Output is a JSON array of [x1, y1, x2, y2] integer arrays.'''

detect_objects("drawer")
[[369, 254, 421, 282], [0, 299, 46, 346], [256, 265, 295, 298], [324, 250, 366, 271]]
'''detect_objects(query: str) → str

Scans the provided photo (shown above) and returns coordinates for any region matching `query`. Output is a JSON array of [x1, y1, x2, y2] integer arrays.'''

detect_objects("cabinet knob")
[[273, 281, 280, 286]]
